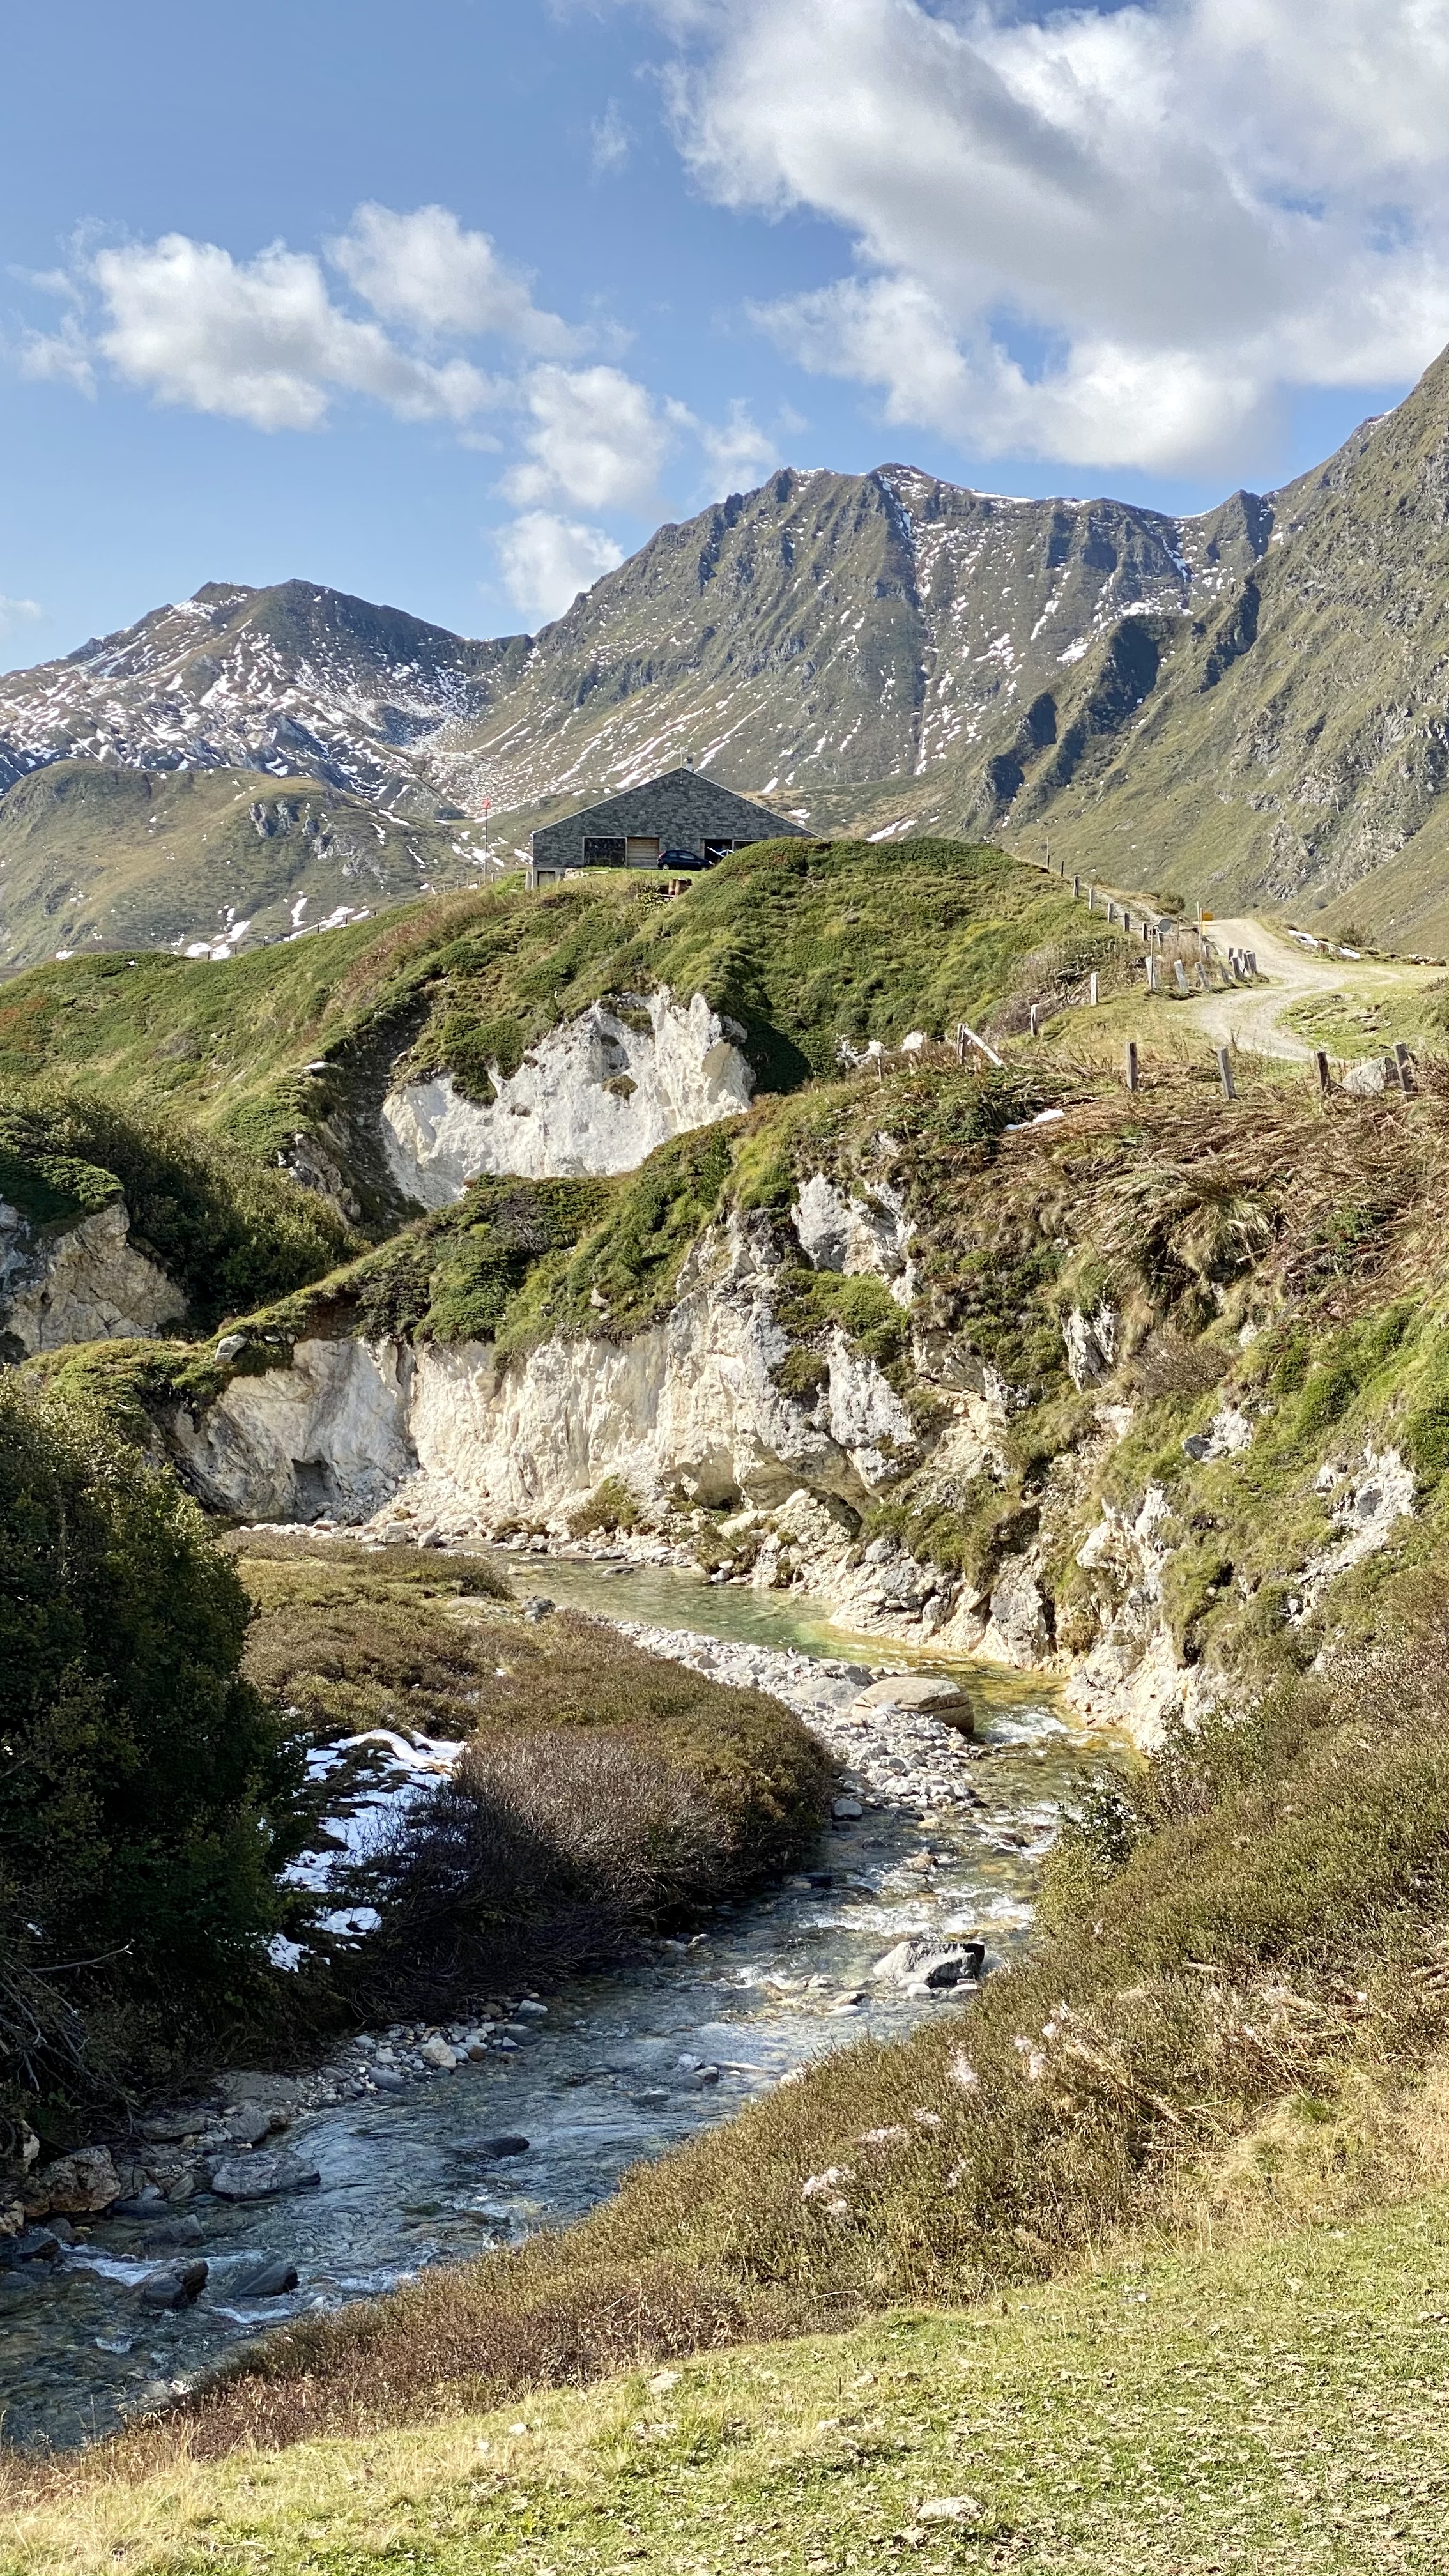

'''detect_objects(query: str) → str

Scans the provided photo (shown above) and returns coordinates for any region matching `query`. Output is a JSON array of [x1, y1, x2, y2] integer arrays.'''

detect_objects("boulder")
[[872, 1937, 986, 1991], [420, 2036, 457, 2071], [24, 2145, 119, 2218], [209, 2151, 321, 2201], [851, 1675, 974, 1732], [139, 2260, 208, 2310], [210, 2104, 279, 2149], [832, 1797, 864, 1821], [233, 2258, 300, 2299]]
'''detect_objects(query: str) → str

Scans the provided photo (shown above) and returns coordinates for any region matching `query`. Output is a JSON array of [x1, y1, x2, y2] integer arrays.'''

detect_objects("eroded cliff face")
[[0, 1199, 185, 1356], [162, 1165, 1420, 1751], [381, 989, 755, 1203]]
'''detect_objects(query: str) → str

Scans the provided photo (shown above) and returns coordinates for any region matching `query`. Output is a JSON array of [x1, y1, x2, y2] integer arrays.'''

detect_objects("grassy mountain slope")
[[0, 840, 1101, 1223], [433, 464, 1290, 838], [0, 458, 1326, 962], [977, 349, 1449, 949], [0, 578, 526, 810], [0, 762, 493, 969]]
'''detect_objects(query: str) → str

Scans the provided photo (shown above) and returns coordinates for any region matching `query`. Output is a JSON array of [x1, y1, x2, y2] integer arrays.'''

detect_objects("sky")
[[4, 0, 1448, 668]]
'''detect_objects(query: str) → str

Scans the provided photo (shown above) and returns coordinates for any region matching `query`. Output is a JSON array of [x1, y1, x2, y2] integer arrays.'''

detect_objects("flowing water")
[[1, 1560, 1119, 2451]]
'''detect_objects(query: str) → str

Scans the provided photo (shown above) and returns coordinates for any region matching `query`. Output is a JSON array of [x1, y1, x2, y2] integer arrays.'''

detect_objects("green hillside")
[[0, 762, 487, 970], [0, 839, 1106, 1225]]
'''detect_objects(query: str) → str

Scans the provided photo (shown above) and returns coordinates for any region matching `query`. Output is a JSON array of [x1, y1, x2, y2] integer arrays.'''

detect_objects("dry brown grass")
[[232, 1534, 834, 2012]]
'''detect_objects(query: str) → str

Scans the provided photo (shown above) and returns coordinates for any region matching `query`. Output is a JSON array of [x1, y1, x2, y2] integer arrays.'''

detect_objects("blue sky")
[[3, 0, 1445, 667]]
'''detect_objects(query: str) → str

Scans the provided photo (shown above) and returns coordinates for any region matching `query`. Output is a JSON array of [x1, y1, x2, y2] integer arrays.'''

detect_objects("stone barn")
[[528, 765, 807, 885]]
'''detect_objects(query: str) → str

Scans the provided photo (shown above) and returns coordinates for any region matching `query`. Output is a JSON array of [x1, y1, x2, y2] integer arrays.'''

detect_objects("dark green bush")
[[0, 1386, 309, 2136]]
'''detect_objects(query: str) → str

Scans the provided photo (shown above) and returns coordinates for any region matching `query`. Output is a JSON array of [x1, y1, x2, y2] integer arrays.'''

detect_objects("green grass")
[[12, 2193, 1449, 2572], [0, 761, 482, 970], [0, 1082, 355, 1331], [0, 839, 1103, 1220]]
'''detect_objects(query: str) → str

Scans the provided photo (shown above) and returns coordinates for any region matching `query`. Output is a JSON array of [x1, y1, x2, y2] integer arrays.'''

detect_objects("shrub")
[[0, 1388, 309, 2140], [567, 1476, 641, 1538]]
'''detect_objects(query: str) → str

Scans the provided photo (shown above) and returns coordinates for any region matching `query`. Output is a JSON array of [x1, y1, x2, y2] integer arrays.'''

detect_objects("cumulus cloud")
[[15, 204, 590, 434], [645, 0, 1449, 473], [694, 397, 779, 491], [19, 312, 96, 397], [52, 232, 498, 432], [503, 362, 683, 510], [328, 203, 577, 351], [496, 509, 625, 621]]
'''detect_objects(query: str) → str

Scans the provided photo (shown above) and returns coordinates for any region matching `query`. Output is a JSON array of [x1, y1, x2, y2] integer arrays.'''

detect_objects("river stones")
[[24, 2145, 120, 2218], [872, 1936, 986, 1991], [832, 1796, 864, 1820], [233, 2258, 300, 2298], [139, 2260, 208, 2310], [209, 2150, 321, 2200]]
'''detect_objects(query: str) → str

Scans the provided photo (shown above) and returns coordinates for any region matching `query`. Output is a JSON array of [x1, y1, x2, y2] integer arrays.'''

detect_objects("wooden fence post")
[[1315, 1049, 1331, 1098], [1126, 1040, 1139, 1093], [1089, 972, 1100, 1006], [1217, 1046, 1236, 1101], [1147, 954, 1160, 993], [1394, 1039, 1413, 1092], [1174, 958, 1190, 995]]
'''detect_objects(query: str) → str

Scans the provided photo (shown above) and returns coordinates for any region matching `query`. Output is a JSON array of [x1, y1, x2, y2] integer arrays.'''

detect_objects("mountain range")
[[6, 344, 1449, 963]]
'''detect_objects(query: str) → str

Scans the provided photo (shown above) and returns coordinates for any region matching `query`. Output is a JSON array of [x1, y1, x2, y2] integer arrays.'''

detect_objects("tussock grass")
[[232, 1535, 834, 2012]]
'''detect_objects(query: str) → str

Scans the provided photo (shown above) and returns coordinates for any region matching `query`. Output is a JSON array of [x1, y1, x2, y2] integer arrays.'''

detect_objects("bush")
[[0, 1388, 308, 2141]]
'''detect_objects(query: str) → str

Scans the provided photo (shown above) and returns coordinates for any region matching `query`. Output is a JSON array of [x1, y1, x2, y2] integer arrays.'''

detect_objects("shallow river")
[[1, 1560, 1115, 2451]]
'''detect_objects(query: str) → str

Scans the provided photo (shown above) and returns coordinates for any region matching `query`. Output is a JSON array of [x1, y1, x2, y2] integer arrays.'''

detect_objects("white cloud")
[[19, 312, 96, 397], [592, 100, 632, 174], [645, 0, 1449, 473], [496, 509, 625, 621], [0, 595, 43, 640], [503, 362, 680, 510], [694, 397, 780, 492], [328, 203, 576, 352], [90, 233, 497, 431]]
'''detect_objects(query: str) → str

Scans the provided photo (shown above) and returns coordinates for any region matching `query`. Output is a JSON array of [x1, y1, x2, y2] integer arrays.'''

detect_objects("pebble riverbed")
[[0, 1556, 1119, 2451]]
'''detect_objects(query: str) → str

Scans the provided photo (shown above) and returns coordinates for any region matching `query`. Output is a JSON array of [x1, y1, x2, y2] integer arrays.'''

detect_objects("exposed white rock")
[[792, 1172, 916, 1308], [1182, 1404, 1254, 1464], [1292, 1444, 1415, 1619], [0, 1198, 185, 1354], [381, 988, 754, 1202], [167, 1340, 416, 1522], [1066, 1482, 1211, 1745], [979, 1555, 1052, 1666], [1062, 1303, 1117, 1391]]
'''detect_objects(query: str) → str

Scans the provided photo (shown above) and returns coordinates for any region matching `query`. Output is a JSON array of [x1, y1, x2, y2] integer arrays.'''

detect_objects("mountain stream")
[[1, 1557, 1121, 2451]]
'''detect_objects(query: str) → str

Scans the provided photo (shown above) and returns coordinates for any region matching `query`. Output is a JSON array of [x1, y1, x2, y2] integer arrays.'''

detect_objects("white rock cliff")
[[381, 988, 755, 1203]]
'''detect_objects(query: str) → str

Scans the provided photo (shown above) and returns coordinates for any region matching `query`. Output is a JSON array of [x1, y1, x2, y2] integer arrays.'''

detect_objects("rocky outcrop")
[[0, 1198, 185, 1356], [168, 1338, 416, 1522], [381, 989, 755, 1201]]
